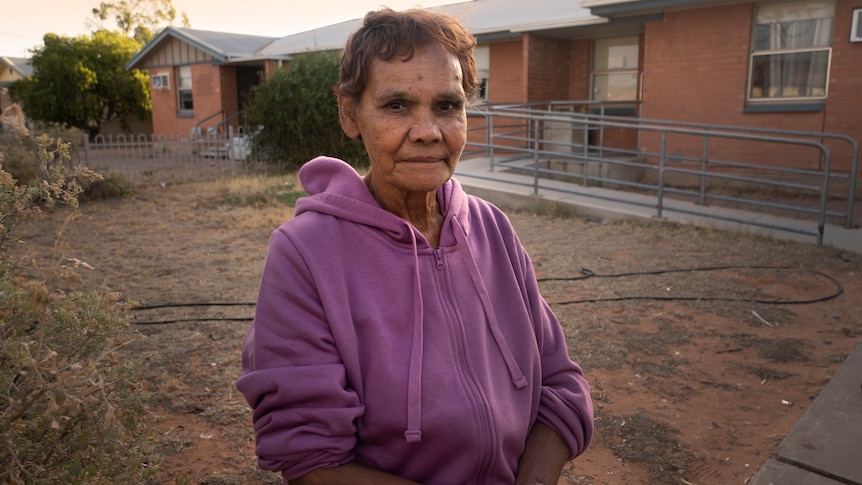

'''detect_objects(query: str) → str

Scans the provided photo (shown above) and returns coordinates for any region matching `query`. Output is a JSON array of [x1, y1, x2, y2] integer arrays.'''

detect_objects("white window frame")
[[851, 8, 862, 42], [747, 0, 834, 103], [176, 65, 194, 115]]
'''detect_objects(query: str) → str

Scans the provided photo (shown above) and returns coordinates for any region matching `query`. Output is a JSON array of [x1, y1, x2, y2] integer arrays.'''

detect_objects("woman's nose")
[[408, 111, 442, 144]]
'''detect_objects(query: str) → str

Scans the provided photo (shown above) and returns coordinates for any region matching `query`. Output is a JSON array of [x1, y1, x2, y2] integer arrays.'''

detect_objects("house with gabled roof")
[[126, 27, 281, 137], [0, 56, 33, 115], [129, 0, 861, 175]]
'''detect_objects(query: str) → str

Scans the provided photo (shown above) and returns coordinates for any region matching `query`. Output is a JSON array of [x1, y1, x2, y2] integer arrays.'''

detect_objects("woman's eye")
[[439, 100, 463, 112], [387, 102, 404, 110]]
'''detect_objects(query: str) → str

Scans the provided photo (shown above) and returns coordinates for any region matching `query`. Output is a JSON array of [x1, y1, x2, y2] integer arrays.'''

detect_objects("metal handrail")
[[463, 106, 856, 245], [490, 104, 859, 226]]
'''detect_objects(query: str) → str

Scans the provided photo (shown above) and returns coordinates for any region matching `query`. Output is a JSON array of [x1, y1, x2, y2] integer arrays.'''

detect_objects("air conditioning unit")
[[151, 73, 171, 90]]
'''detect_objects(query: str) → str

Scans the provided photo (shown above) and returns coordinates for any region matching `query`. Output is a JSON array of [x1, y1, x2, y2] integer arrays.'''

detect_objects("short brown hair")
[[337, 8, 478, 102]]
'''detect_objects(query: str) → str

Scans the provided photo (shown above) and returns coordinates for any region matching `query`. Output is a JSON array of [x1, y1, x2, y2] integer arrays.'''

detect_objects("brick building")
[[129, 0, 861, 174]]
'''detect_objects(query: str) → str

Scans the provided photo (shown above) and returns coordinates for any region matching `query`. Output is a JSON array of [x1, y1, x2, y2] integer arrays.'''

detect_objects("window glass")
[[177, 65, 193, 113], [749, 0, 834, 101], [475, 45, 489, 100], [592, 36, 639, 102]]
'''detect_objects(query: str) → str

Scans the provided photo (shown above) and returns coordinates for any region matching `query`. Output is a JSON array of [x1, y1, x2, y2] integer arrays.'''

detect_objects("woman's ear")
[[337, 95, 361, 140]]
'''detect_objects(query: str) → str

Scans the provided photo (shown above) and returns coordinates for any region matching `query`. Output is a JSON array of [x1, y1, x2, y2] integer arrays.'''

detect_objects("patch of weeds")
[[619, 319, 692, 356], [224, 187, 306, 208], [81, 172, 135, 200], [597, 409, 694, 483], [730, 333, 812, 363], [566, 335, 628, 371], [741, 365, 795, 381], [276, 189, 307, 207], [631, 359, 680, 379]]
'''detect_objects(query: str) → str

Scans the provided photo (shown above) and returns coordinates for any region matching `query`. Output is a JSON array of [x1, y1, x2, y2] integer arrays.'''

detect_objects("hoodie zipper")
[[434, 249, 494, 480]]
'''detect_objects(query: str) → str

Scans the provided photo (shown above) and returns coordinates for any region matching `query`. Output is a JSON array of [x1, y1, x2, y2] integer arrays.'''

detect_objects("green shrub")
[[243, 51, 369, 170], [80, 172, 135, 201]]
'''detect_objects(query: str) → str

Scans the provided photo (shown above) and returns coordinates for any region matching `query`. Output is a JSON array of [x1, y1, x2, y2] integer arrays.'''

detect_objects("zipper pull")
[[434, 249, 445, 270]]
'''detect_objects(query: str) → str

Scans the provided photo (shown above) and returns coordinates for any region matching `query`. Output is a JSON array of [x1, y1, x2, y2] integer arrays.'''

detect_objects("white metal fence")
[[81, 127, 271, 185]]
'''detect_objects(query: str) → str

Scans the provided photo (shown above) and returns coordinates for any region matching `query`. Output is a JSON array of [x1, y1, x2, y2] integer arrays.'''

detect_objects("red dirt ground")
[[9, 177, 861, 484]]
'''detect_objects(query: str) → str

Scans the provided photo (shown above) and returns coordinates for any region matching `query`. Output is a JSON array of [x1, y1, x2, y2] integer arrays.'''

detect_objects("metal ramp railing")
[[463, 103, 859, 245]]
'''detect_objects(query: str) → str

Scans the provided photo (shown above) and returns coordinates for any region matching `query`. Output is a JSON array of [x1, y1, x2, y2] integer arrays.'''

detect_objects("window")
[[591, 36, 639, 102], [749, 0, 834, 101], [177, 65, 193, 114], [475, 45, 489, 101]]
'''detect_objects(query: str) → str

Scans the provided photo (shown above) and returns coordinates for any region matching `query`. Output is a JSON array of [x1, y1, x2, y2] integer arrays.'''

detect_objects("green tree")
[[90, 0, 190, 44], [14, 31, 151, 137], [243, 51, 368, 170]]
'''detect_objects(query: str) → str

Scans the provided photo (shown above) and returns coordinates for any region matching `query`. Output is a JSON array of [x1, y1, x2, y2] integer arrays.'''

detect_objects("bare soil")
[[8, 176, 862, 485]]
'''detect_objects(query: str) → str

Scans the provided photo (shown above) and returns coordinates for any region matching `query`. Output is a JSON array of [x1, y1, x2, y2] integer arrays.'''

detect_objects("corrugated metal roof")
[[174, 28, 278, 58], [257, 19, 359, 57], [127, 26, 277, 69], [129, 0, 602, 67], [258, 0, 601, 57]]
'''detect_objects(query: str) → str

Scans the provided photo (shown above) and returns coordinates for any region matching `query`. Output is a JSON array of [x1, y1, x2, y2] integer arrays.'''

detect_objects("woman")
[[236, 8, 593, 484]]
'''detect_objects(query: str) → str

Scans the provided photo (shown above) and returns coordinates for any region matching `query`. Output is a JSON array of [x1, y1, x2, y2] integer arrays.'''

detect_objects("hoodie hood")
[[296, 156, 526, 443], [297, 156, 468, 247]]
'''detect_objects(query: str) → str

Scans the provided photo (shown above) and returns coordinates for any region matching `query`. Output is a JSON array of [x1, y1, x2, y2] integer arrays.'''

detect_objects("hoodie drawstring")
[[404, 222, 424, 444], [452, 219, 528, 390]]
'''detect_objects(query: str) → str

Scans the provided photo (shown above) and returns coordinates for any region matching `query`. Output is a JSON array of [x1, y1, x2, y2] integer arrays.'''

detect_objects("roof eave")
[[508, 16, 609, 33], [125, 26, 230, 70], [582, 0, 706, 17]]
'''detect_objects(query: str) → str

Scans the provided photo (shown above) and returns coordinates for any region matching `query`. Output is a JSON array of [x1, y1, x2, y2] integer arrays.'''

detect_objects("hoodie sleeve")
[[532, 292, 594, 459], [236, 228, 365, 480]]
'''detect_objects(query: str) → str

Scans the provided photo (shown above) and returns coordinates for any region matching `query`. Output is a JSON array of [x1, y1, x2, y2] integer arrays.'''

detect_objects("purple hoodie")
[[236, 157, 593, 484]]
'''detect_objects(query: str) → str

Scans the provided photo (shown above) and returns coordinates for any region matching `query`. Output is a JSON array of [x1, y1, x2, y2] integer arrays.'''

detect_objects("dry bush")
[[0, 121, 154, 484]]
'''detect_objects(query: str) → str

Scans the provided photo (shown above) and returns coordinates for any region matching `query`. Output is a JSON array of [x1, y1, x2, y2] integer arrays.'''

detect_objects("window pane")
[[754, 18, 834, 50], [178, 66, 193, 90], [592, 73, 638, 101], [594, 37, 639, 71], [750, 50, 829, 98], [179, 91, 193, 111]]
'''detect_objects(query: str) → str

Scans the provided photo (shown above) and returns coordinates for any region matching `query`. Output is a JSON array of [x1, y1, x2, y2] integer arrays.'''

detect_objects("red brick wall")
[[569, 39, 590, 100], [525, 34, 572, 101], [149, 68, 179, 137], [640, 2, 861, 173], [488, 40, 525, 103], [824, 0, 862, 173], [150, 63, 235, 137], [219, 66, 240, 131]]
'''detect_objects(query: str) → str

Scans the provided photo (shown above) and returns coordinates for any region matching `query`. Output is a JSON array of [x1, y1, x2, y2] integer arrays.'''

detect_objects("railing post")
[[582, 121, 590, 186], [488, 114, 495, 171], [817, 150, 831, 246], [848, 143, 858, 228], [699, 132, 709, 206], [657, 132, 667, 219], [82, 133, 90, 167], [533, 117, 540, 196]]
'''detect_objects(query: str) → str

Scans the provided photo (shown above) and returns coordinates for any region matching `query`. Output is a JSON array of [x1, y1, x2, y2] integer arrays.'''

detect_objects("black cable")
[[539, 265, 844, 305], [130, 265, 845, 323], [134, 317, 253, 325], [131, 302, 256, 325], [134, 302, 256, 310]]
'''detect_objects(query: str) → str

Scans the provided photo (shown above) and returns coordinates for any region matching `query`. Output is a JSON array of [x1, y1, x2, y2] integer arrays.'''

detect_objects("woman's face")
[[339, 44, 467, 197]]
